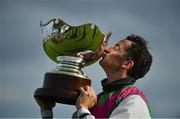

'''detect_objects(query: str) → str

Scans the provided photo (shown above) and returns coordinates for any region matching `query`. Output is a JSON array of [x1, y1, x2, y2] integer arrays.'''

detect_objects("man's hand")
[[76, 86, 97, 109], [77, 32, 111, 64], [91, 32, 111, 60], [35, 97, 55, 111]]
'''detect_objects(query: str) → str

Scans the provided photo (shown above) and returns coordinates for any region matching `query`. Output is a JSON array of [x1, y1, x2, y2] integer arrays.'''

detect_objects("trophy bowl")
[[34, 18, 106, 105]]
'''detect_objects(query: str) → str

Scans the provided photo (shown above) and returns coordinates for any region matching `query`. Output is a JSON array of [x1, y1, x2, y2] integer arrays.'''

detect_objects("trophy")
[[34, 18, 111, 105]]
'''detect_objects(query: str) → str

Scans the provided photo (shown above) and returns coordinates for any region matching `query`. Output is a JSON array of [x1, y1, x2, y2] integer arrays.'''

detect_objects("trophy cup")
[[34, 18, 110, 105]]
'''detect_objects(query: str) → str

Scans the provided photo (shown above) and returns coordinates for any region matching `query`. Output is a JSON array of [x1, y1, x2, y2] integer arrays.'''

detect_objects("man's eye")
[[115, 44, 119, 49]]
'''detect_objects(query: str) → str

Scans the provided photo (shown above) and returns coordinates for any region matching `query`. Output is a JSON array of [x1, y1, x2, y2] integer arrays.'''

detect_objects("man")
[[73, 34, 152, 118]]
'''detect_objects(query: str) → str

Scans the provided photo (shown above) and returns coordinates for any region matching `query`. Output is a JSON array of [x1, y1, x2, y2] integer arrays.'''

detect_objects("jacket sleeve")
[[72, 107, 95, 119], [109, 95, 151, 119]]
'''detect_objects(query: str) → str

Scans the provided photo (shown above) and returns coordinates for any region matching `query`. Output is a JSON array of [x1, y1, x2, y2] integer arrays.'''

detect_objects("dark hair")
[[125, 34, 152, 80]]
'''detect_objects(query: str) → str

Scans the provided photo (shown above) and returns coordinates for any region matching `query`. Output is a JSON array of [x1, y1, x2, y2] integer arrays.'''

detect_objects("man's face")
[[99, 39, 132, 71]]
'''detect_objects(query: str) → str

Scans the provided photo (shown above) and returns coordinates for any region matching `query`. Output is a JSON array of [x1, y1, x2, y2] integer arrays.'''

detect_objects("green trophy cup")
[[34, 18, 110, 105]]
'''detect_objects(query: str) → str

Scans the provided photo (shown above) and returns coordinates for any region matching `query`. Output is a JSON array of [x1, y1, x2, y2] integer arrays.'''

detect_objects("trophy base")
[[34, 72, 91, 105], [34, 88, 79, 105]]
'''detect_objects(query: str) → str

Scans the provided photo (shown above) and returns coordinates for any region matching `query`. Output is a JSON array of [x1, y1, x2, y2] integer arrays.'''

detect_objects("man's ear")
[[122, 60, 134, 70]]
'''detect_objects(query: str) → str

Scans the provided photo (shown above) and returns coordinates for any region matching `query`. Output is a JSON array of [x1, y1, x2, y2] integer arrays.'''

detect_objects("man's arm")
[[73, 34, 110, 118], [73, 86, 97, 119], [34, 97, 55, 119], [110, 95, 151, 119]]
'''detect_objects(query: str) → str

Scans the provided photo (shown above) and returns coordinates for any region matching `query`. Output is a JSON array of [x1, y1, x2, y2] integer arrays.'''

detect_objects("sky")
[[0, 0, 180, 118]]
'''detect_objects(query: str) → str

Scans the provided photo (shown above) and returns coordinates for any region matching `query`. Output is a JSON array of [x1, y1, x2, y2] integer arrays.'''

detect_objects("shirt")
[[74, 77, 151, 118]]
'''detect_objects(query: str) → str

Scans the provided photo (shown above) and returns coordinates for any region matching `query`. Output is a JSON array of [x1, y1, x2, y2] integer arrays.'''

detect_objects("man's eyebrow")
[[114, 43, 120, 48], [115, 43, 119, 46]]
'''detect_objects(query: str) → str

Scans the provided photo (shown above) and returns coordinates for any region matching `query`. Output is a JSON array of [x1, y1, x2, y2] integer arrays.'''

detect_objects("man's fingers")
[[103, 32, 111, 44], [79, 86, 93, 95], [76, 86, 97, 109], [79, 87, 87, 95]]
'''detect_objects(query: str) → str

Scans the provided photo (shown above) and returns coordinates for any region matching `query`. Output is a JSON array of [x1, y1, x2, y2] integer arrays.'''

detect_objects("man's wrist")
[[76, 105, 88, 110]]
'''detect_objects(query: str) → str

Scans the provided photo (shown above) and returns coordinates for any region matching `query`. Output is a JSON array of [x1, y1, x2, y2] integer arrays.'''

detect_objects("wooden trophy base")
[[34, 72, 91, 105]]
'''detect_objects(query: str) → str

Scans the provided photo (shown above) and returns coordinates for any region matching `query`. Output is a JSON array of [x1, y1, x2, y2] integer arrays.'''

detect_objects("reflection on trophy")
[[34, 18, 111, 105]]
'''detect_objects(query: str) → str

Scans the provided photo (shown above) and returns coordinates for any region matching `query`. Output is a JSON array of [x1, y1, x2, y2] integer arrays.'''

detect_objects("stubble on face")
[[99, 39, 133, 71]]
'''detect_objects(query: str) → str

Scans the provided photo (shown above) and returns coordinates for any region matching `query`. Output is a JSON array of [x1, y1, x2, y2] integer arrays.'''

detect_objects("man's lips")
[[101, 50, 110, 59]]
